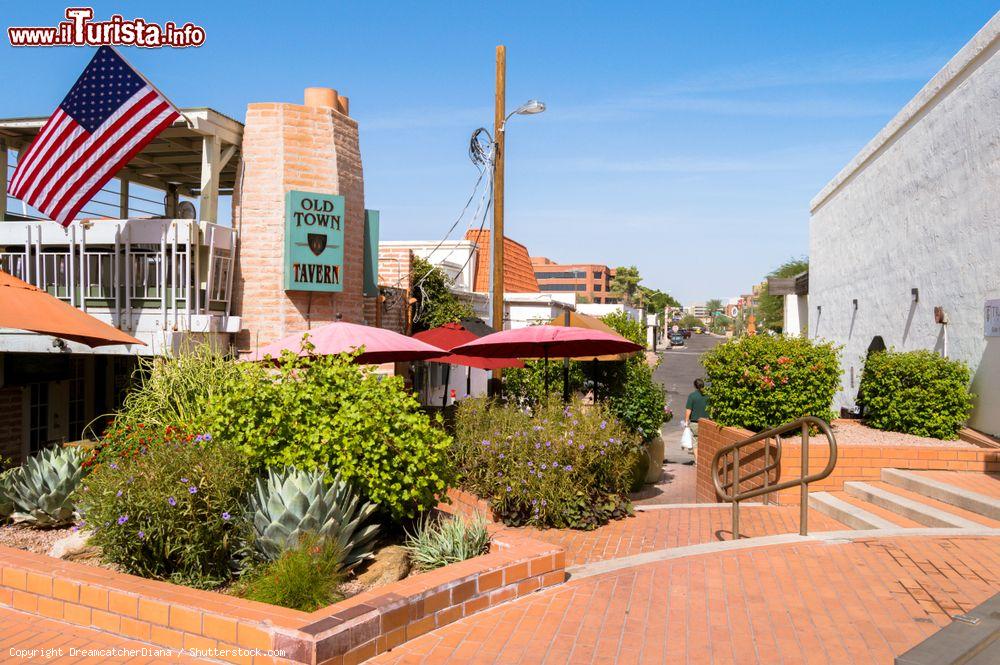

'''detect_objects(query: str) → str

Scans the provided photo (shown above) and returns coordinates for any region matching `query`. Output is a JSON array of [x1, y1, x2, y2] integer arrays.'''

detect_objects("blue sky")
[[2, 1, 998, 303]]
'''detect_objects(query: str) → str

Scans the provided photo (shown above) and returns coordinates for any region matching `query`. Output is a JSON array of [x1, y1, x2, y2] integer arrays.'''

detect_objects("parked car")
[[681, 329, 692, 339], [669, 332, 686, 346]]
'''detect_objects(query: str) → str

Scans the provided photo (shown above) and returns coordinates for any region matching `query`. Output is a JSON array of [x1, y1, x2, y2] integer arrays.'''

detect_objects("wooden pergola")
[[0, 107, 243, 223]]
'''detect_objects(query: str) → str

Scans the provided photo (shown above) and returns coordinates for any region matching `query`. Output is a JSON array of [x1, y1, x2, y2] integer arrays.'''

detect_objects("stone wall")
[[233, 91, 367, 353], [808, 15, 1000, 436]]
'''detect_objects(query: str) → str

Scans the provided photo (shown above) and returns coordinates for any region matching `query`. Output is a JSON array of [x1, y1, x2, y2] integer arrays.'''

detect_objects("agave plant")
[[250, 467, 380, 570], [9, 446, 87, 527]]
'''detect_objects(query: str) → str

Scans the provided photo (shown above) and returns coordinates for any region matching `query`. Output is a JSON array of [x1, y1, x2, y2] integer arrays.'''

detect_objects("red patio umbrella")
[[450, 324, 643, 394], [412, 322, 525, 371], [247, 321, 447, 364], [413, 322, 525, 408], [0, 269, 143, 348]]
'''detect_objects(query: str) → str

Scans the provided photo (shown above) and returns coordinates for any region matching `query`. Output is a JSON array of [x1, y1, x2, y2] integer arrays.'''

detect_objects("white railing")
[[0, 218, 236, 331]]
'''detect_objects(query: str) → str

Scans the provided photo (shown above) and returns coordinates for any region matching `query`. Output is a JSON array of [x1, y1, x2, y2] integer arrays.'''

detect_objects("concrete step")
[[843, 481, 983, 528], [823, 491, 925, 528], [808, 491, 898, 530], [882, 468, 1000, 521]]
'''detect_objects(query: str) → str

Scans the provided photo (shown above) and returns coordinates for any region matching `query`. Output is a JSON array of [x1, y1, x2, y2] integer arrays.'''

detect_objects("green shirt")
[[685, 390, 709, 423]]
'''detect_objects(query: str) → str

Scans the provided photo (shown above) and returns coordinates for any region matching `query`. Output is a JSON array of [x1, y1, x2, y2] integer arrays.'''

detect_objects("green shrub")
[[104, 344, 242, 433], [607, 358, 667, 442], [76, 429, 252, 588], [405, 512, 490, 572], [9, 446, 88, 527], [250, 467, 379, 569], [209, 348, 452, 521], [701, 335, 841, 431], [240, 533, 345, 611], [502, 360, 586, 407], [453, 398, 639, 530], [859, 349, 974, 440]]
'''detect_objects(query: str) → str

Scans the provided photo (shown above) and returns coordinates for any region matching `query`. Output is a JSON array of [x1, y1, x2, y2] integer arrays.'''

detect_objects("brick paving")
[[0, 606, 199, 663], [370, 535, 1000, 665], [515, 506, 845, 567]]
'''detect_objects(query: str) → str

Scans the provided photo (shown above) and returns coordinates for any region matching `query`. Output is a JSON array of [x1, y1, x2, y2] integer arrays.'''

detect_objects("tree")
[[410, 256, 474, 332], [710, 314, 732, 333], [639, 286, 680, 314], [610, 266, 642, 305], [705, 299, 723, 316], [678, 314, 705, 329], [758, 257, 808, 333]]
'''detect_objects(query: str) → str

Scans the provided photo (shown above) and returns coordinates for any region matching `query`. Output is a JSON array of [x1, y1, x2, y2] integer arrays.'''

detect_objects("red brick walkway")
[[516, 506, 844, 567], [370, 535, 1000, 664]]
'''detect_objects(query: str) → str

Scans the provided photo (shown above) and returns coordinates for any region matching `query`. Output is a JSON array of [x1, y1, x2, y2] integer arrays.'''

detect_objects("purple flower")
[[180, 478, 189, 483], [531, 499, 537, 505], [116, 490, 123, 497], [540, 464, 547, 470], [481, 440, 491, 447], [138, 531, 145, 540], [221, 512, 231, 521], [600, 421, 607, 430], [188, 486, 198, 494], [527, 461, 534, 467], [203, 434, 212, 442], [541, 500, 547, 506], [578, 443, 585, 450], [533, 425, 542, 432], [506, 486, 512, 492], [499, 453, 505, 459], [564, 465, 573, 472], [534, 443, 541, 449], [109, 462, 119, 470], [117, 515, 129, 525], [167, 496, 177, 506], [545, 441, 551, 448]]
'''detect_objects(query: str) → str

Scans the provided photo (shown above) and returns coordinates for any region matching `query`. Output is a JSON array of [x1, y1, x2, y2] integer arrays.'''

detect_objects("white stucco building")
[[808, 12, 1000, 436]]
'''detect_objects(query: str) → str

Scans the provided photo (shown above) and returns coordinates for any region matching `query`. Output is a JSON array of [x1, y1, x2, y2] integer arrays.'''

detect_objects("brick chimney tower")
[[233, 87, 365, 352]]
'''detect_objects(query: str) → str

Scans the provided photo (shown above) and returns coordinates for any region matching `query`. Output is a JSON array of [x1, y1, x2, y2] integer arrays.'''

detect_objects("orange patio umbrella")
[[0, 270, 143, 348]]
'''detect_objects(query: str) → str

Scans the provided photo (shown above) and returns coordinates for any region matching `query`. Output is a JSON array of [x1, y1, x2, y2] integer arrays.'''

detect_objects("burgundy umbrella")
[[413, 322, 525, 408], [247, 321, 447, 364], [412, 322, 525, 371], [450, 324, 643, 394]]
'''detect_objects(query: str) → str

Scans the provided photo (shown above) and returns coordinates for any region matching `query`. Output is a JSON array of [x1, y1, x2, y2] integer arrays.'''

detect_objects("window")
[[539, 284, 586, 291], [534, 271, 586, 280], [68, 358, 87, 441], [28, 383, 49, 454], [594, 284, 602, 291], [593, 271, 602, 279]]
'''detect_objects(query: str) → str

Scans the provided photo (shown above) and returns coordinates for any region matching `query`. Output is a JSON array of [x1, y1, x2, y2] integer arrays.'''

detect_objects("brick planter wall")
[[696, 419, 1000, 505], [0, 495, 564, 664]]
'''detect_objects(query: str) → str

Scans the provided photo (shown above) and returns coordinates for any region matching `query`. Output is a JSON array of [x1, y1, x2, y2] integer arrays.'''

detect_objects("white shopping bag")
[[680, 426, 694, 451]]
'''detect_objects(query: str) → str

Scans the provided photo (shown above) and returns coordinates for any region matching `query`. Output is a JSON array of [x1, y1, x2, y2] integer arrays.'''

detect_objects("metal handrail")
[[711, 416, 838, 540]]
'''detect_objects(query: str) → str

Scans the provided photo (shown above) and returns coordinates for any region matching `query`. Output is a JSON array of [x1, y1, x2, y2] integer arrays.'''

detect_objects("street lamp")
[[489, 46, 544, 395]]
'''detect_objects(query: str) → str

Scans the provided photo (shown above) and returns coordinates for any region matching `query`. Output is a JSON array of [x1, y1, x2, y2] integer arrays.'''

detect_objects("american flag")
[[9, 46, 180, 227]]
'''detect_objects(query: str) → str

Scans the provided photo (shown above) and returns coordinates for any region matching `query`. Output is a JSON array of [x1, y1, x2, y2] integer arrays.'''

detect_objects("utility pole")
[[491, 45, 506, 386]]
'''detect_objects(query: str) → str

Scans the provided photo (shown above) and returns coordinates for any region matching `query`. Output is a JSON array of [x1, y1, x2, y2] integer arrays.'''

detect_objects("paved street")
[[634, 333, 724, 505]]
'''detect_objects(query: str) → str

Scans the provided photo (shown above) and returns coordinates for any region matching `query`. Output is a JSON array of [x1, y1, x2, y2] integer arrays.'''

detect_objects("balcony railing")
[[0, 218, 236, 332]]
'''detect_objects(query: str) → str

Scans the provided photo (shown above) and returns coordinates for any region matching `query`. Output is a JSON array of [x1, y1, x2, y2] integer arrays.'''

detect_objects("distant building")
[[530, 257, 618, 304]]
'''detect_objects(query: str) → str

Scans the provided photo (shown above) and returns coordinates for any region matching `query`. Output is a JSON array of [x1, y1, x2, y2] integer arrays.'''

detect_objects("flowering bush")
[[208, 348, 452, 521], [701, 334, 841, 431], [859, 349, 973, 440], [453, 399, 640, 530], [76, 429, 252, 588]]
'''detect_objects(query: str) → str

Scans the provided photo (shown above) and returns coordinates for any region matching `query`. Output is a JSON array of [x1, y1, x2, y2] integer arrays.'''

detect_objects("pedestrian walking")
[[681, 378, 709, 453]]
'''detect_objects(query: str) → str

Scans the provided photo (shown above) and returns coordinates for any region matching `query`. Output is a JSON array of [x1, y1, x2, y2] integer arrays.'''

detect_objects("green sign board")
[[284, 190, 345, 292], [363, 209, 380, 297]]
